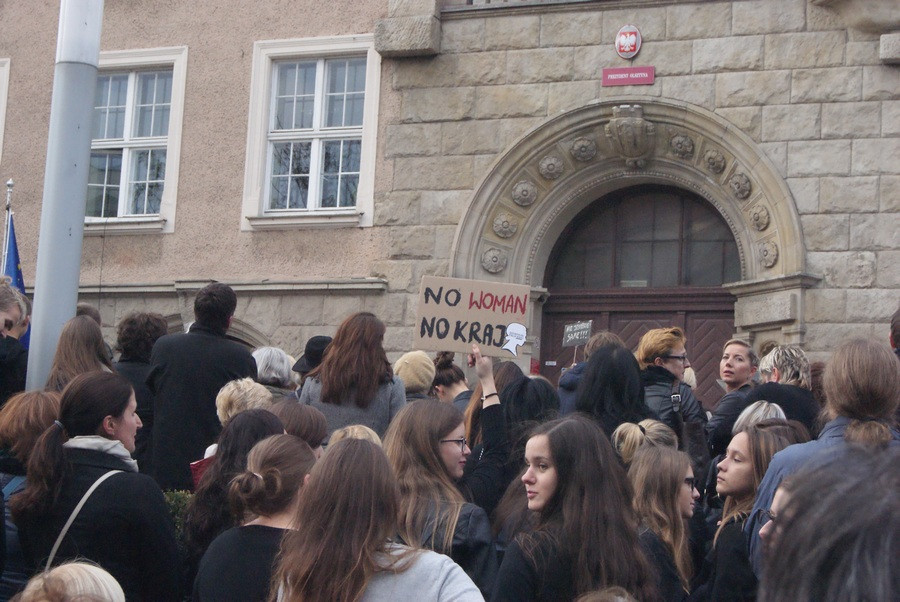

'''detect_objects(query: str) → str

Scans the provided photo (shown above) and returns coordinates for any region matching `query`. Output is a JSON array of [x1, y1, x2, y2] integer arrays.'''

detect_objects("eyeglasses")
[[440, 437, 468, 451], [683, 477, 696, 490], [661, 354, 689, 362]]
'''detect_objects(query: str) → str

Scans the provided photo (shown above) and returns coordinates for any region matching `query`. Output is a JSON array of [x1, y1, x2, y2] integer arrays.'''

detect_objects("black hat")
[[293, 335, 332, 373]]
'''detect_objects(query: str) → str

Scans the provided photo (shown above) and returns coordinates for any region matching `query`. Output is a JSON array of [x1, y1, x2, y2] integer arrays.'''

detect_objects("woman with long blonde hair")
[[383, 399, 497, 596], [628, 446, 698, 600], [274, 439, 480, 602]]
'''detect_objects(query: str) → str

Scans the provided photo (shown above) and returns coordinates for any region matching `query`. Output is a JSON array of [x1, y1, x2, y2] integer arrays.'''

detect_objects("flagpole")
[[2, 179, 11, 272]]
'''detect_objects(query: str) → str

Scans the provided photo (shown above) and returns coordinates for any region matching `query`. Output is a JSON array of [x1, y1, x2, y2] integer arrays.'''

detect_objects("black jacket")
[[557, 361, 586, 416], [705, 385, 753, 457], [692, 515, 756, 601], [460, 403, 509, 516], [16, 448, 180, 601], [641, 366, 707, 432], [0, 336, 27, 407], [640, 527, 687, 602], [114, 358, 155, 474], [147, 323, 256, 490], [420, 501, 497, 598], [742, 382, 820, 437], [492, 531, 574, 602]]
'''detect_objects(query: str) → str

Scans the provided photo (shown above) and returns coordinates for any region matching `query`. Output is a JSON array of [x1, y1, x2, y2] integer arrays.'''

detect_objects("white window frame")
[[85, 46, 187, 235], [0, 58, 10, 168], [241, 35, 380, 231]]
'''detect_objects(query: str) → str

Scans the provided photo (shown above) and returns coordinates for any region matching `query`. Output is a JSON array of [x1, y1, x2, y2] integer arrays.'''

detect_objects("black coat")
[[16, 448, 180, 601], [114, 358, 155, 474], [641, 366, 707, 432], [705, 385, 753, 457], [0, 336, 27, 408], [460, 403, 509, 516], [742, 382, 820, 437], [147, 323, 256, 491], [692, 515, 756, 601]]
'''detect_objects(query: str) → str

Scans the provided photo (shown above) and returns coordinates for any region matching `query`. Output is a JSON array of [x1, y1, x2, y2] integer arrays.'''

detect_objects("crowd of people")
[[0, 277, 897, 601]]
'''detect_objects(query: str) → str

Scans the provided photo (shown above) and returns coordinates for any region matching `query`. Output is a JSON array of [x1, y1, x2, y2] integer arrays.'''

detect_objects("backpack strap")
[[2, 475, 26, 499], [45, 469, 122, 571]]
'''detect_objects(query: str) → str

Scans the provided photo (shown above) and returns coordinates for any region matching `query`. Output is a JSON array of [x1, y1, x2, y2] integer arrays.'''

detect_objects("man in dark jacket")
[[147, 283, 256, 491]]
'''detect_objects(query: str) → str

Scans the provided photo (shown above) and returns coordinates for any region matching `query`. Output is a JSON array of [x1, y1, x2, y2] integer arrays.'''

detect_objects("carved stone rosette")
[[729, 173, 752, 200], [759, 241, 778, 268], [570, 137, 597, 162], [511, 180, 538, 207], [539, 155, 565, 180], [492, 212, 518, 238], [750, 205, 770, 231], [481, 247, 509, 273], [604, 104, 656, 169], [669, 134, 695, 159], [704, 149, 726, 174]]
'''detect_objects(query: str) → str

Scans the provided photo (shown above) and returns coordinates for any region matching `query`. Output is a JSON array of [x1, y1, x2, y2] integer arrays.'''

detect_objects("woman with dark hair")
[[11, 372, 179, 601], [383, 399, 497, 596], [193, 434, 316, 602], [693, 420, 803, 601], [432, 351, 471, 412], [747, 338, 900, 574], [113, 312, 168, 474], [183, 409, 284, 586], [298, 312, 405, 438], [492, 414, 655, 601], [629, 446, 698, 601], [269, 400, 327, 457], [575, 344, 650, 437], [45, 316, 115, 392], [274, 438, 481, 601], [0, 391, 61, 597]]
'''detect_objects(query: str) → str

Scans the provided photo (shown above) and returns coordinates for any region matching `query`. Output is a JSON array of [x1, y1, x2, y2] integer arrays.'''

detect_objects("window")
[[242, 36, 380, 230], [85, 47, 187, 235], [548, 186, 741, 289]]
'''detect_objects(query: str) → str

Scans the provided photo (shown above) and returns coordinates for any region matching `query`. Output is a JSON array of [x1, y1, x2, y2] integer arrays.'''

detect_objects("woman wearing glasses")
[[635, 327, 707, 434], [383, 397, 498, 596], [628, 446, 699, 601]]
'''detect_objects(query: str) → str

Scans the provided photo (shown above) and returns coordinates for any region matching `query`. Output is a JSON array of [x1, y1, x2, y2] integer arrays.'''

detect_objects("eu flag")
[[3, 214, 29, 347]]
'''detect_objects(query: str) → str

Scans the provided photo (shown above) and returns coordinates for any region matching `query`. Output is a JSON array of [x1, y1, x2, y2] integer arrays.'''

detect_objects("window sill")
[[245, 211, 364, 230], [84, 216, 167, 235]]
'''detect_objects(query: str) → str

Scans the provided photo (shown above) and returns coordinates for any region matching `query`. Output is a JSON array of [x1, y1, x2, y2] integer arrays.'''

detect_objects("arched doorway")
[[541, 184, 739, 407]]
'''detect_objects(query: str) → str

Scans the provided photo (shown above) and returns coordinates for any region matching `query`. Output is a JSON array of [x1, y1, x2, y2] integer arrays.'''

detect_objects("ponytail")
[[844, 419, 893, 450], [11, 422, 68, 522]]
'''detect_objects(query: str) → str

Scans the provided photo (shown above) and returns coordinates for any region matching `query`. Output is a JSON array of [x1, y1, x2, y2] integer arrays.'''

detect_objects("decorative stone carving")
[[759, 241, 778, 268], [669, 134, 695, 159], [511, 180, 538, 207], [492, 212, 518, 238], [750, 205, 770, 231], [538, 155, 565, 180], [729, 172, 752, 200], [604, 104, 656, 169], [570, 137, 597, 162], [481, 247, 508, 273], [704, 149, 726, 174]]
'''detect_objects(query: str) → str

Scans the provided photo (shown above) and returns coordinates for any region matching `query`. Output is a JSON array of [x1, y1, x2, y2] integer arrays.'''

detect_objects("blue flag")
[[3, 214, 29, 348]]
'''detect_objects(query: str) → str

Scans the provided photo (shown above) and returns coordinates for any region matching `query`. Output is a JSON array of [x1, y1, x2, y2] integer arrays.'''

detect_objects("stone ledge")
[[61, 279, 389, 296], [880, 32, 900, 64], [375, 15, 441, 57]]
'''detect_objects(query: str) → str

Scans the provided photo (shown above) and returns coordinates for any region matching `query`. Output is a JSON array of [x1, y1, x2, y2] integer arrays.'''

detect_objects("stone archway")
[[450, 97, 820, 359]]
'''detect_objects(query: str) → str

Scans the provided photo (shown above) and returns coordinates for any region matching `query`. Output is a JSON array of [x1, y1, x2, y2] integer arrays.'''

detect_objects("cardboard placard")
[[562, 320, 593, 348], [414, 276, 531, 358]]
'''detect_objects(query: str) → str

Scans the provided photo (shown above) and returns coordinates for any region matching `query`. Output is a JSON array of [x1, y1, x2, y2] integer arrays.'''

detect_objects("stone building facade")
[[1, 0, 897, 403]]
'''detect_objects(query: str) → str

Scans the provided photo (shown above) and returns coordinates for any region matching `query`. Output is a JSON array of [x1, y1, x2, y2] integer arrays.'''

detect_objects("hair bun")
[[434, 351, 455, 369]]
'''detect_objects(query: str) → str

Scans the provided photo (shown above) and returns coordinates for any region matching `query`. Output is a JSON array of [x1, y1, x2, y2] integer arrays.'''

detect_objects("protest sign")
[[414, 276, 531, 358], [562, 320, 593, 348]]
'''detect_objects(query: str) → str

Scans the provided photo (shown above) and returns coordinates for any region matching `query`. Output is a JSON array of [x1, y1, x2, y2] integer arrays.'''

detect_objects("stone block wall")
[[376, 0, 897, 359]]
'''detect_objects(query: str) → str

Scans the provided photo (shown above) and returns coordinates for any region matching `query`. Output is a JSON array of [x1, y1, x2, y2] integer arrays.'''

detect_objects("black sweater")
[[193, 525, 284, 602]]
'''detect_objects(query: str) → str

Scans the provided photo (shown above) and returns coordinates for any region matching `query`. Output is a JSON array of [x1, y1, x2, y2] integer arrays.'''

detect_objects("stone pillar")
[[375, 0, 441, 58], [724, 273, 821, 349]]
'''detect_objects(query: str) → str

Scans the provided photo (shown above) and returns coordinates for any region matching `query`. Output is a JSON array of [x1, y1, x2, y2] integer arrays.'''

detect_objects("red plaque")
[[615, 25, 642, 59], [601, 66, 656, 87]]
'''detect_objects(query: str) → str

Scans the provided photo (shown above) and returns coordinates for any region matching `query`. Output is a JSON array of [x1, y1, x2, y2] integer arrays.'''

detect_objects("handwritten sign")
[[414, 276, 530, 358], [562, 320, 593, 348]]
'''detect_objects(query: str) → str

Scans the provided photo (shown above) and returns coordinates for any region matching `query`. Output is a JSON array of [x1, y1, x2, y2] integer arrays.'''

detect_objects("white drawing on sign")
[[502, 323, 527, 356]]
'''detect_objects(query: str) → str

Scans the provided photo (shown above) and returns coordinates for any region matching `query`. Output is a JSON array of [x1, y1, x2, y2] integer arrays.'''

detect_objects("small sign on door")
[[562, 320, 593, 348]]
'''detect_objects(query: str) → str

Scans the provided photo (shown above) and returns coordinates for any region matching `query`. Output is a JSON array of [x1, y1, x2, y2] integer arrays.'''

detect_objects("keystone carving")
[[669, 134, 695, 159], [704, 149, 726, 174], [729, 172, 752, 200], [570, 137, 598, 162], [481, 247, 509, 273], [604, 104, 656, 169], [759, 241, 778, 268], [750, 205, 770, 231], [539, 155, 565, 180], [492, 212, 518, 238], [511, 180, 538, 207]]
